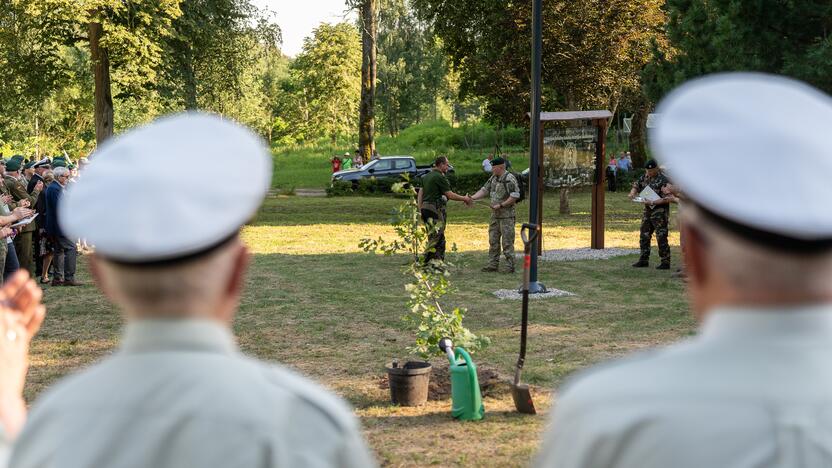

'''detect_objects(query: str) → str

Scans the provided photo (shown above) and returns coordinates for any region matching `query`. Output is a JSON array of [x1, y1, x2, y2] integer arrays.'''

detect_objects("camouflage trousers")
[[487, 216, 515, 269], [639, 208, 670, 264]]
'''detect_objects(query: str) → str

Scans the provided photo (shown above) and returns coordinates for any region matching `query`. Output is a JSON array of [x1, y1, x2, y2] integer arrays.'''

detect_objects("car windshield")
[[362, 159, 378, 170]]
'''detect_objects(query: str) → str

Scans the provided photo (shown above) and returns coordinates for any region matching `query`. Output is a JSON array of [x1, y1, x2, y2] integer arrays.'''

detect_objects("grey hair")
[[52, 167, 70, 178]]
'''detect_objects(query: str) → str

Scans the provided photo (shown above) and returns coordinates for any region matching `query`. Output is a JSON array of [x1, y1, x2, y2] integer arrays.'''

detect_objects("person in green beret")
[[5, 158, 42, 275], [22, 162, 34, 185]]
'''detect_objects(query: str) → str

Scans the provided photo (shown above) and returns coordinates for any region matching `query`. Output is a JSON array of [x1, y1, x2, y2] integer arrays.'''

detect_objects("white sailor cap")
[[60, 113, 272, 264], [33, 157, 51, 168], [650, 73, 832, 250]]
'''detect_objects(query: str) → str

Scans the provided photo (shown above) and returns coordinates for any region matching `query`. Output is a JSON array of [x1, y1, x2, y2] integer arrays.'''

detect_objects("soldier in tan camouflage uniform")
[[471, 157, 520, 273]]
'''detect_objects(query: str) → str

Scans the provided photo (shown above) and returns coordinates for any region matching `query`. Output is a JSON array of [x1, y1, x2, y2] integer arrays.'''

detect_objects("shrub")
[[326, 180, 354, 197], [387, 120, 528, 151], [447, 172, 491, 194]]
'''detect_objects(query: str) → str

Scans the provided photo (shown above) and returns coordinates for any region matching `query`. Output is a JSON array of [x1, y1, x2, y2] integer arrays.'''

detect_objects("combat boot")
[[632, 259, 649, 268], [656, 262, 670, 270]]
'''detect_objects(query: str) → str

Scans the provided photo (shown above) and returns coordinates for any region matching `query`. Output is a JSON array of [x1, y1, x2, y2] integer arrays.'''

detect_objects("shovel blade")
[[511, 383, 536, 414]]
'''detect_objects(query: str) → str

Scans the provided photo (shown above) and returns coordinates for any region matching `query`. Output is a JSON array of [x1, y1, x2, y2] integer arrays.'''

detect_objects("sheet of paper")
[[639, 186, 661, 202], [11, 213, 37, 228]]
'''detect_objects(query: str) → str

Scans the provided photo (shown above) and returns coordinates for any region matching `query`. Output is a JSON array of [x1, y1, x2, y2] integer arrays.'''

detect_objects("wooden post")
[[591, 119, 607, 249]]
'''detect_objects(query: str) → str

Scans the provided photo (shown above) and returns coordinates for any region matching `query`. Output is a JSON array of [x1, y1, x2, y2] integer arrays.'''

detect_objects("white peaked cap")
[[650, 73, 832, 242], [60, 112, 272, 263]]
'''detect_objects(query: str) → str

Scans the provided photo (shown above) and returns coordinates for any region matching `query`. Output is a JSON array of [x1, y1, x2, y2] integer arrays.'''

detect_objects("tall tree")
[[376, 0, 453, 135], [0, 1, 181, 144], [161, 0, 281, 111], [291, 23, 362, 143], [350, 0, 378, 160]]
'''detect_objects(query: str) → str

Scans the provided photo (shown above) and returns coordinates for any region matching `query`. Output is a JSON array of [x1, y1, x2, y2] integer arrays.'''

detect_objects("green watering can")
[[439, 338, 484, 421]]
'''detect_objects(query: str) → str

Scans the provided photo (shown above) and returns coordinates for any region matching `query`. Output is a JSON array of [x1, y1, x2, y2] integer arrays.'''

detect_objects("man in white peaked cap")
[[535, 73, 832, 467], [0, 113, 376, 468]]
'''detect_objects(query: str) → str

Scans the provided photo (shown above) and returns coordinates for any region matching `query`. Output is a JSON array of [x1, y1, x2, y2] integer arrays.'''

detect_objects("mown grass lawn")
[[28, 189, 694, 467]]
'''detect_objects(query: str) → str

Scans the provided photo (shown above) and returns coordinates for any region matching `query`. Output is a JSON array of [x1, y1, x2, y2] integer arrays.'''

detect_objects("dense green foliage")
[[644, 0, 832, 100], [5, 0, 829, 166], [276, 23, 362, 144], [0, 0, 279, 156], [411, 0, 666, 125], [375, 0, 462, 135]]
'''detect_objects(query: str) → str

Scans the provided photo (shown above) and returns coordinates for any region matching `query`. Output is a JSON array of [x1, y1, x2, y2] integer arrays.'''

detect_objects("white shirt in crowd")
[[5, 320, 376, 468], [482, 158, 492, 173], [535, 304, 832, 468]]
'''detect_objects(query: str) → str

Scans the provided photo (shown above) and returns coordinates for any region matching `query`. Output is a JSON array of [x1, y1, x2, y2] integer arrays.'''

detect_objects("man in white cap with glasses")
[[535, 73, 832, 467], [0, 113, 375, 467]]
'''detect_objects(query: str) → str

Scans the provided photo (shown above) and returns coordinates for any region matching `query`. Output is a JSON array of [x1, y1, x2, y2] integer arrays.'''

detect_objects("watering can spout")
[[438, 337, 456, 365]]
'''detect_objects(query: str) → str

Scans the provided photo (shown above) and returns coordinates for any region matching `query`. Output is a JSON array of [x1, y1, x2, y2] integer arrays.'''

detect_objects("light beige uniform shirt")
[[4, 320, 375, 468], [535, 305, 832, 468]]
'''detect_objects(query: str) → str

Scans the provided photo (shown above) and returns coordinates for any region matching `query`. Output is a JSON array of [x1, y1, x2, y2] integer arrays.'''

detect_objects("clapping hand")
[[0, 271, 46, 438], [34, 181, 43, 192], [12, 207, 32, 221]]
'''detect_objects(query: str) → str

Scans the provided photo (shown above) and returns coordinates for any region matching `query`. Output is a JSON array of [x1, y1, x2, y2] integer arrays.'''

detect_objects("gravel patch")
[[493, 288, 576, 300], [524, 247, 639, 262]]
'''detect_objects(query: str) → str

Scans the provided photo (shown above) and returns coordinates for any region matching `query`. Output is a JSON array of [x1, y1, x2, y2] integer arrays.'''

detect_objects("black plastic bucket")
[[386, 361, 432, 406]]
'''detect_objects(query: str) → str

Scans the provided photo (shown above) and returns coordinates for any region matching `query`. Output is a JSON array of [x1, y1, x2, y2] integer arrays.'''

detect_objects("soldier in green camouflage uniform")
[[5, 157, 42, 274], [471, 157, 520, 273], [628, 159, 672, 269]]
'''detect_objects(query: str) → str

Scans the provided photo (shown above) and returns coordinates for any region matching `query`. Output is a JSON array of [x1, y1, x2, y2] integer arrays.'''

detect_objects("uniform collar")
[[700, 303, 832, 343], [121, 319, 238, 355]]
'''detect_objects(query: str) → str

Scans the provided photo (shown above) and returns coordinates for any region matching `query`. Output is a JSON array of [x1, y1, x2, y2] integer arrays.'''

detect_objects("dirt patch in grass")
[[377, 363, 512, 401]]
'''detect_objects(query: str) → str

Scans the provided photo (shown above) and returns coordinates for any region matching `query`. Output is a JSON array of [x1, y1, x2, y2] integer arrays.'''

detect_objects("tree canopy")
[[411, 0, 666, 126], [644, 0, 832, 101]]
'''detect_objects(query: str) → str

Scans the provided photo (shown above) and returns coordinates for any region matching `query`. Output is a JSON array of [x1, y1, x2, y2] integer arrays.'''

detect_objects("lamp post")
[[527, 0, 547, 293]]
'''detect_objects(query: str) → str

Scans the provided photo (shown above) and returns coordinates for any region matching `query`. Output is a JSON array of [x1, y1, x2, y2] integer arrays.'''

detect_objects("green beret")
[[5, 159, 21, 172], [68, 164, 76, 170], [491, 157, 506, 166], [52, 158, 68, 168], [10, 154, 24, 163], [644, 159, 658, 169], [24, 161, 34, 170]]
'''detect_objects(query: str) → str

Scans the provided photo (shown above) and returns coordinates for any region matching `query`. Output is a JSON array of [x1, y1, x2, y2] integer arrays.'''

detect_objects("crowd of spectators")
[[0, 155, 87, 287]]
